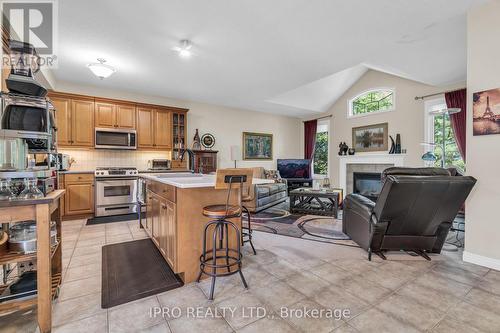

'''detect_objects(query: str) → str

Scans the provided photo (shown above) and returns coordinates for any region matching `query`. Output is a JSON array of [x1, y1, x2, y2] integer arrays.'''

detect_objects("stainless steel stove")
[[95, 167, 139, 217]]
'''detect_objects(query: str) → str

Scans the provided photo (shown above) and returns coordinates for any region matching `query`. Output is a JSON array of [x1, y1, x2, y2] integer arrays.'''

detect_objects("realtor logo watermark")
[[1, 0, 58, 68], [150, 306, 351, 321]]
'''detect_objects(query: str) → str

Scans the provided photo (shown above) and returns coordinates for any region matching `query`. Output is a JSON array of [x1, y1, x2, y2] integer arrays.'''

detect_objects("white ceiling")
[[52, 0, 486, 118]]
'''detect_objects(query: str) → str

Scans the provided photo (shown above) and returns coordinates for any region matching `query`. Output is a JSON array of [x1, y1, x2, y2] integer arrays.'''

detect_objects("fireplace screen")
[[353, 172, 382, 201]]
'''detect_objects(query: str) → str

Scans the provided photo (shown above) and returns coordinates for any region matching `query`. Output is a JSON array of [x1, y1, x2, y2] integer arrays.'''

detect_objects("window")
[[424, 98, 465, 171], [313, 120, 329, 176], [349, 88, 395, 117]]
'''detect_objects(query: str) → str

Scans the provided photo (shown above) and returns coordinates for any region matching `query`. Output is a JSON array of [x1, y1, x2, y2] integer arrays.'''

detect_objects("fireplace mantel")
[[339, 153, 406, 197]]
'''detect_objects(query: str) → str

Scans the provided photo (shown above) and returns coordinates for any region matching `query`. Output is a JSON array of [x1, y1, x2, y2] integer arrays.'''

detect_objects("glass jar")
[[0, 179, 15, 200], [18, 178, 44, 199]]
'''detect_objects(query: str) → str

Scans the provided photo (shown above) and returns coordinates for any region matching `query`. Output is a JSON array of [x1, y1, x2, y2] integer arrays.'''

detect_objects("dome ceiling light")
[[87, 58, 116, 79]]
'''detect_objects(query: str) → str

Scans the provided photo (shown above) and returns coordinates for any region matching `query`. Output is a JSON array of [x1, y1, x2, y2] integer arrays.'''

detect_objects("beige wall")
[[54, 81, 302, 170], [308, 70, 463, 186], [463, 1, 500, 269]]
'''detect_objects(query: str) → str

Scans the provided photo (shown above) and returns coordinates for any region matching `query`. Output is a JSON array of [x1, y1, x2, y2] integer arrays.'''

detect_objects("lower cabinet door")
[[151, 195, 161, 246], [165, 201, 177, 269], [145, 191, 153, 236], [65, 182, 94, 215]]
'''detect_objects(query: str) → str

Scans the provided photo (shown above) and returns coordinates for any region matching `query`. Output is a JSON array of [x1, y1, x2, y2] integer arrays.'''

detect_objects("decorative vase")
[[192, 129, 202, 150], [348, 148, 355, 155], [395, 134, 402, 154]]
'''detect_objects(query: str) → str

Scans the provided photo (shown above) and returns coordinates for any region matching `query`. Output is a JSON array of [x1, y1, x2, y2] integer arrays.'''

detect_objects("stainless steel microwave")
[[95, 128, 136, 150]]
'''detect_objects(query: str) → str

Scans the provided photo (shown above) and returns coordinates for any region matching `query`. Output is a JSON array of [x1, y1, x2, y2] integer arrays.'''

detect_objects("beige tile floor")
[[1, 218, 500, 333]]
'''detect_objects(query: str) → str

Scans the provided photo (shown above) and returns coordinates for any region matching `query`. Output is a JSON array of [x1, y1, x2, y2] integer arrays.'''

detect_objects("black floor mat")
[[87, 213, 144, 225], [101, 239, 183, 308]]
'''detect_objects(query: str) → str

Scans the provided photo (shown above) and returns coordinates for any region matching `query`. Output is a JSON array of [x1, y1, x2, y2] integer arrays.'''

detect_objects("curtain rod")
[[414, 88, 465, 100], [303, 114, 332, 122]]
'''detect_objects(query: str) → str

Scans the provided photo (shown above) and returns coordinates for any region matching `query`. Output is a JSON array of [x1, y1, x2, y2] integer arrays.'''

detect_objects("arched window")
[[349, 88, 395, 117]]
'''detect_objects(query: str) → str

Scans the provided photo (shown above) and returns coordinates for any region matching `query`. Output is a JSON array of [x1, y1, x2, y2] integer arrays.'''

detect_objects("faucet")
[[179, 148, 195, 173]]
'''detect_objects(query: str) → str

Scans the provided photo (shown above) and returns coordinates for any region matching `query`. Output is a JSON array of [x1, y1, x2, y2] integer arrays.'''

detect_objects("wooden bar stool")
[[241, 185, 257, 255], [196, 168, 253, 300]]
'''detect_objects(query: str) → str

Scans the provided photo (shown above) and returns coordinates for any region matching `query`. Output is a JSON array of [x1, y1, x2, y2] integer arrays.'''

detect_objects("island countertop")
[[140, 172, 274, 188]]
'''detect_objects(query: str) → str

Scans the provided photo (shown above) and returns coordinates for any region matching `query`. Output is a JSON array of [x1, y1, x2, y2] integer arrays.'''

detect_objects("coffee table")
[[289, 187, 342, 218]]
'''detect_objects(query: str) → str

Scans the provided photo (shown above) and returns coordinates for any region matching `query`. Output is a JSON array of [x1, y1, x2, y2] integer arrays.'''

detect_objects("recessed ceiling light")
[[87, 58, 116, 79], [173, 40, 193, 58]]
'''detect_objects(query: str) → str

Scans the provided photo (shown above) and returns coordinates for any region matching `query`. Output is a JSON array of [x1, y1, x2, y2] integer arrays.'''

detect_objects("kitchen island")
[[140, 173, 272, 283]]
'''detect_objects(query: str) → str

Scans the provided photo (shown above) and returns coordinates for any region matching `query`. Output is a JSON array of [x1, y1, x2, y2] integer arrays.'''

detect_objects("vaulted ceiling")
[[52, 0, 486, 117]]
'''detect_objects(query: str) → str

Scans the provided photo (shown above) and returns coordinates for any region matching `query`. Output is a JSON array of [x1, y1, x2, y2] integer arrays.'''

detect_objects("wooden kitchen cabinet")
[[137, 106, 172, 150], [163, 200, 177, 269], [151, 193, 161, 247], [51, 97, 72, 146], [145, 190, 153, 236], [137, 107, 154, 148], [72, 99, 95, 146], [64, 174, 95, 216], [116, 104, 136, 129], [94, 101, 115, 128], [95, 100, 136, 129], [146, 182, 177, 270], [158, 197, 177, 269], [50, 94, 94, 148], [49, 91, 186, 150], [154, 109, 172, 149]]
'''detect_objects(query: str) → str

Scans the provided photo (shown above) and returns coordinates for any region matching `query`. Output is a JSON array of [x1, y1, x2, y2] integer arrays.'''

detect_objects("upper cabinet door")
[[137, 107, 154, 148], [72, 99, 95, 147], [51, 97, 72, 146], [155, 109, 172, 149], [95, 101, 116, 128], [116, 104, 136, 129]]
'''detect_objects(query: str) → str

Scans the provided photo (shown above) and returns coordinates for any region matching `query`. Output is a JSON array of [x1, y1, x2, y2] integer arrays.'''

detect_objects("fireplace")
[[353, 172, 382, 201]]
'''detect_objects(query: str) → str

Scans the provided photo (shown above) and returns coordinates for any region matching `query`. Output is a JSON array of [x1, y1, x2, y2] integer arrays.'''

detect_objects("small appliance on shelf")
[[147, 159, 171, 171]]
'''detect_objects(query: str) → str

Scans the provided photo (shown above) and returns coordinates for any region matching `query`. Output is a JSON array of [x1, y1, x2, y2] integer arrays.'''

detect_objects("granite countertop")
[[138, 169, 189, 174], [58, 170, 94, 174], [140, 173, 274, 189]]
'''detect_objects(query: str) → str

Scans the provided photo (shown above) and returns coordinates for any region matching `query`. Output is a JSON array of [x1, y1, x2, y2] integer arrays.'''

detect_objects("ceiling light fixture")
[[174, 40, 193, 58], [87, 58, 116, 79]]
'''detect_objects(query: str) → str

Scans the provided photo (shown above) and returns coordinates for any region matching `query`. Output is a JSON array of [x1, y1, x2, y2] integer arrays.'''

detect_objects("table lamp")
[[230, 146, 241, 168]]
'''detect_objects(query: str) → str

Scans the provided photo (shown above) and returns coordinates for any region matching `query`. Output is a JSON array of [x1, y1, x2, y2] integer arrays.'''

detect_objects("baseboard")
[[463, 251, 500, 271]]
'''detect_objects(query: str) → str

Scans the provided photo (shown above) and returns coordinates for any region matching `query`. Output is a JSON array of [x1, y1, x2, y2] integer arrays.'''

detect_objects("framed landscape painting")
[[352, 123, 388, 152], [473, 88, 500, 136], [242, 132, 273, 160]]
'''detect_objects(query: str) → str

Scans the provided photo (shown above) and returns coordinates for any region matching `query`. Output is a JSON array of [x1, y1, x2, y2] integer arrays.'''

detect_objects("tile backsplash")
[[59, 149, 171, 171]]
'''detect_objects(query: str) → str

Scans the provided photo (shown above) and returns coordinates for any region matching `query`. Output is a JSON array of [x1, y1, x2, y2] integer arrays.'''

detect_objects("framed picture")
[[242, 132, 273, 160], [352, 123, 388, 152], [473, 88, 500, 136]]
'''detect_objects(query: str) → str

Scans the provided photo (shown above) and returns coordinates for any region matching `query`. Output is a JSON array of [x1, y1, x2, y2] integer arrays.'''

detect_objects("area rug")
[[102, 239, 183, 308], [87, 212, 144, 225], [244, 208, 358, 247]]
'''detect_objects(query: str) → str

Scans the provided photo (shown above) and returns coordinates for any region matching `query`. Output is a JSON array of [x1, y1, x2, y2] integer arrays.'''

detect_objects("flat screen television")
[[277, 159, 312, 179]]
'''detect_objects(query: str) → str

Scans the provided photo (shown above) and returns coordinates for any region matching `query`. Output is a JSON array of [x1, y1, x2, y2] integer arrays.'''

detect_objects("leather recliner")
[[342, 167, 476, 260]]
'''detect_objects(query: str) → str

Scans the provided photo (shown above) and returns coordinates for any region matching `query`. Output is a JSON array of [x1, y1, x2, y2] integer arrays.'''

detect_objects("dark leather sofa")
[[342, 167, 476, 260]]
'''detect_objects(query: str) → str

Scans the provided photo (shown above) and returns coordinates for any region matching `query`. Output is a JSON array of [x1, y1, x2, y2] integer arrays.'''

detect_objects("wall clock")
[[201, 133, 215, 149]]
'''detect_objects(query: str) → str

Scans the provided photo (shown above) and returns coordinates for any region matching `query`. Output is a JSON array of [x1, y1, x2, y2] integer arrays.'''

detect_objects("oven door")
[[96, 177, 138, 206]]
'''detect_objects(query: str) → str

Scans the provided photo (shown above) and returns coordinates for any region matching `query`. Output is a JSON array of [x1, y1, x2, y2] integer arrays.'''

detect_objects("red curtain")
[[304, 119, 317, 159], [445, 89, 467, 163]]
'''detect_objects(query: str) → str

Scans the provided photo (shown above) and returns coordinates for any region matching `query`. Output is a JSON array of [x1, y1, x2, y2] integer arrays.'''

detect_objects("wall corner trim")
[[463, 251, 500, 271]]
